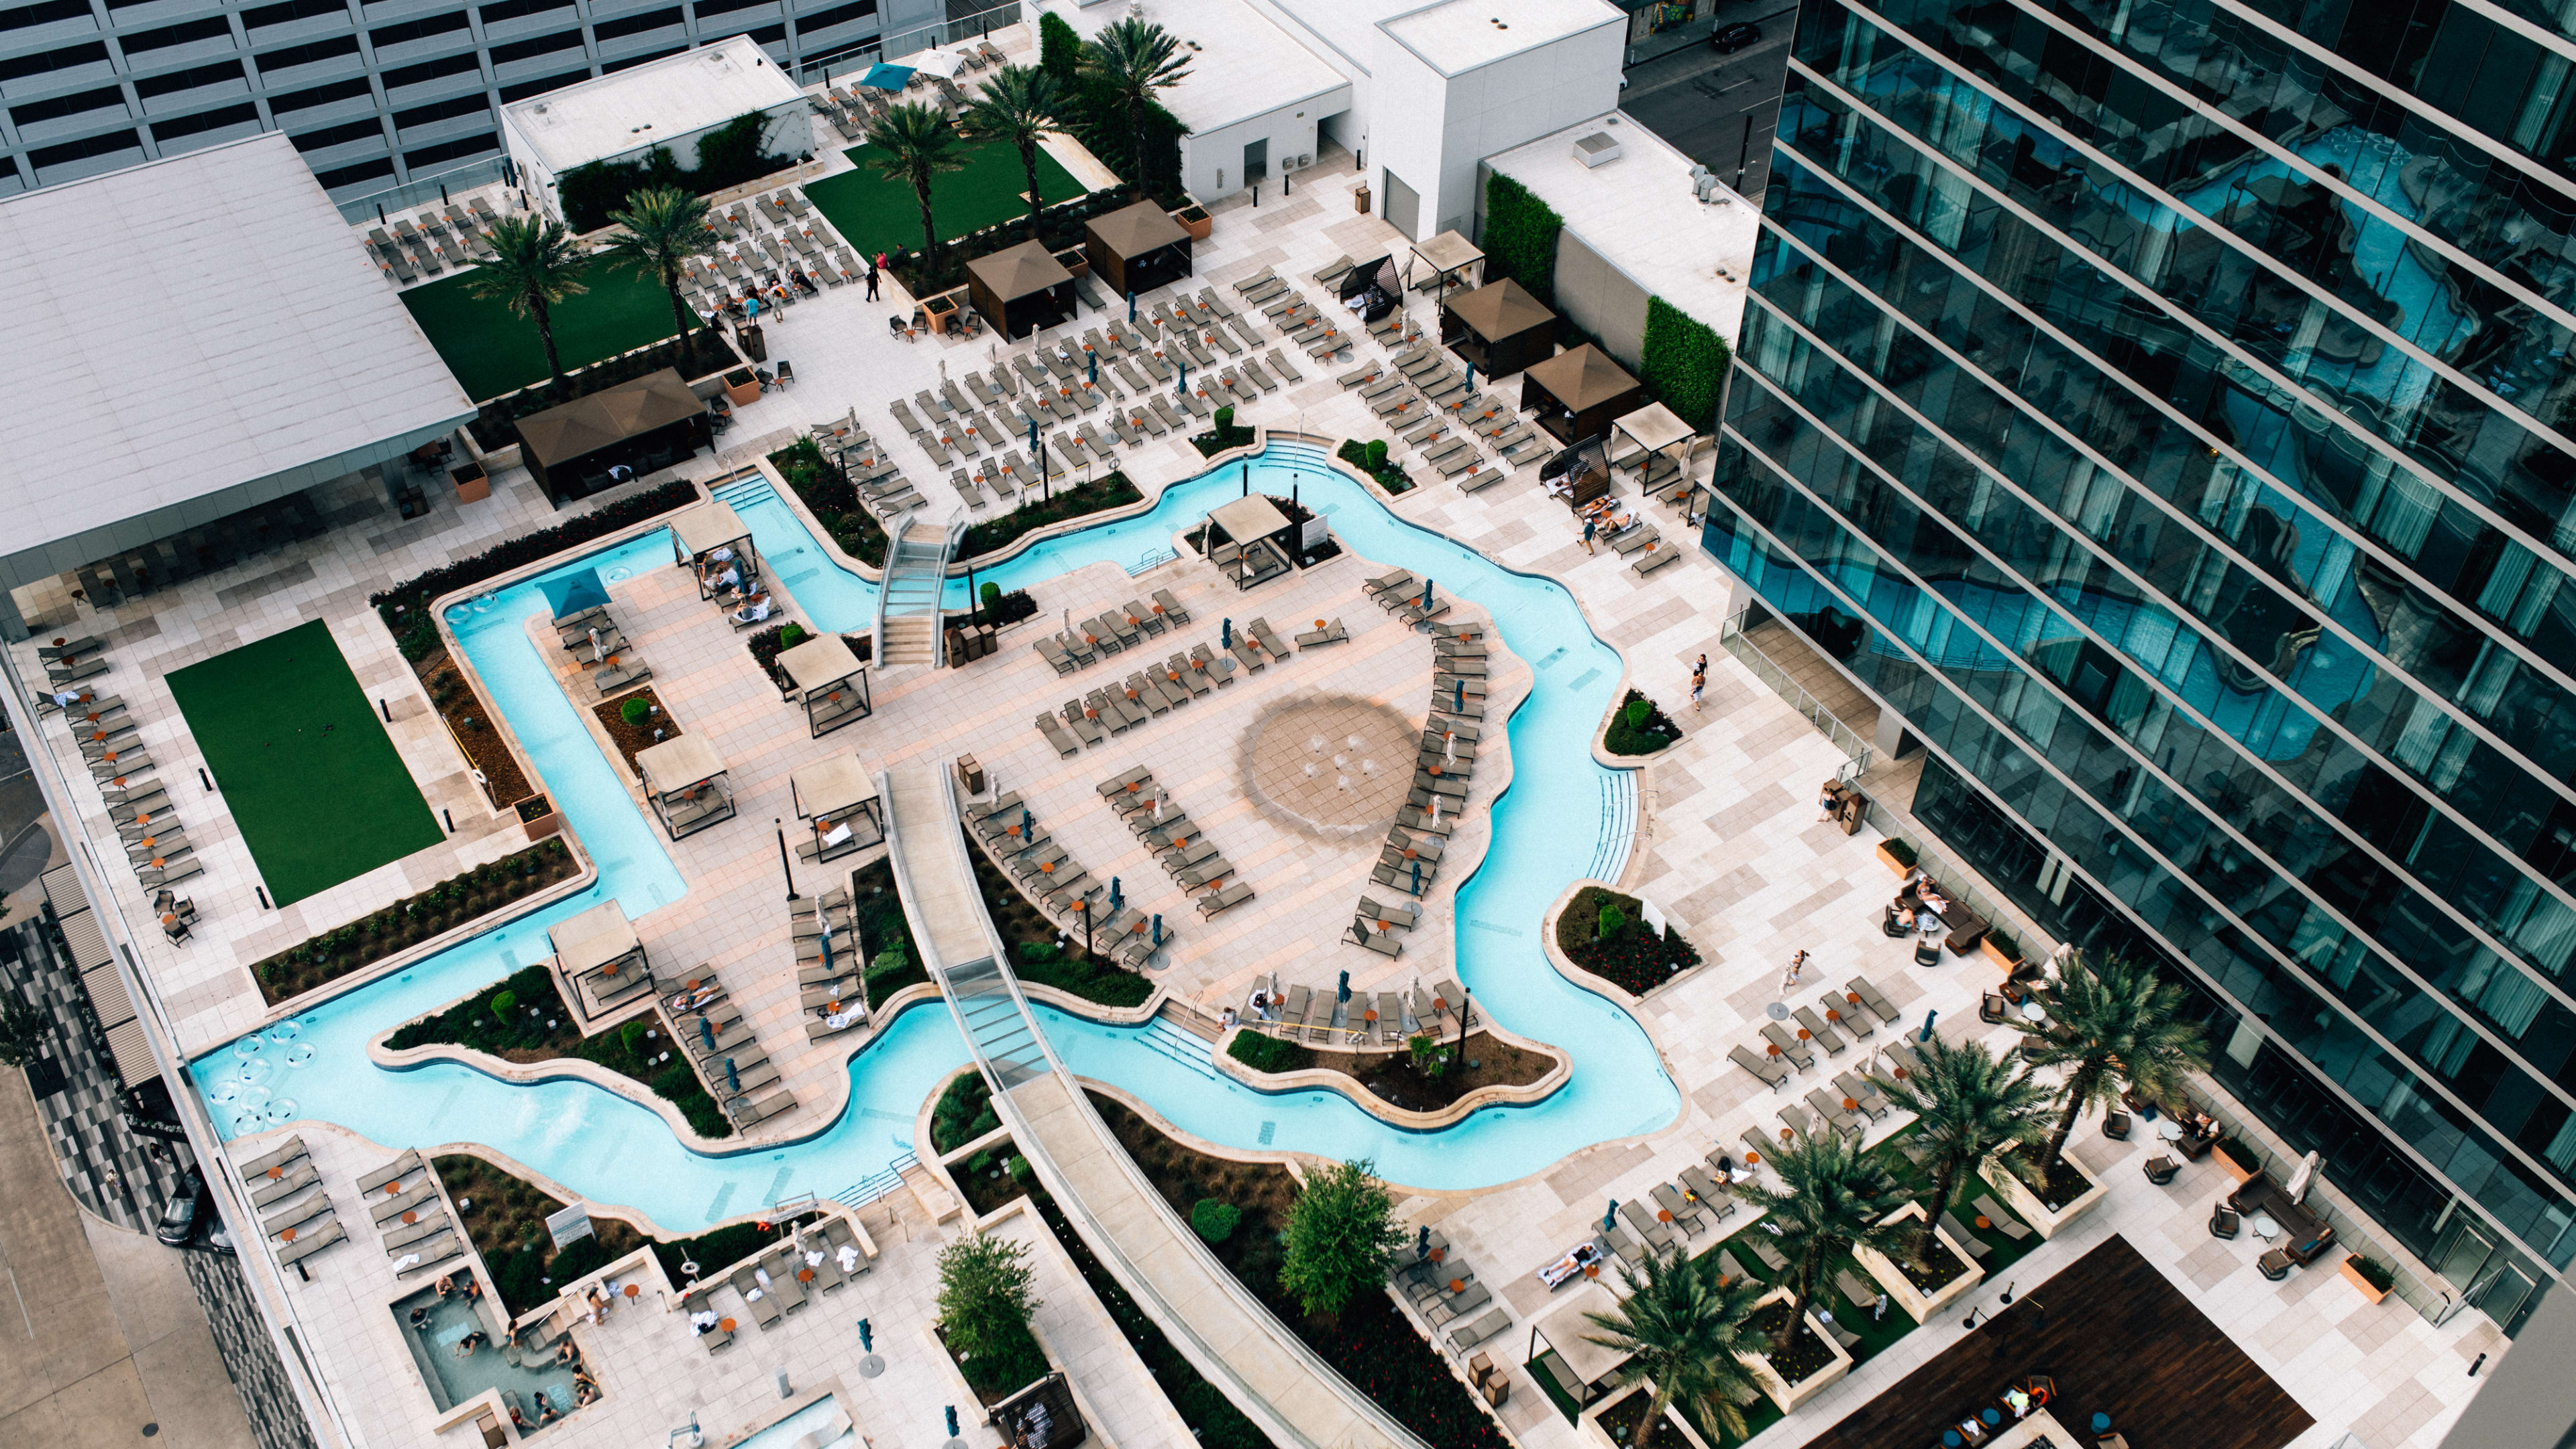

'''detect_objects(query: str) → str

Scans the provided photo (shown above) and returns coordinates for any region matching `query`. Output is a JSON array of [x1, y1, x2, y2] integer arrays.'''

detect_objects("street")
[[1620, 3, 1798, 202]]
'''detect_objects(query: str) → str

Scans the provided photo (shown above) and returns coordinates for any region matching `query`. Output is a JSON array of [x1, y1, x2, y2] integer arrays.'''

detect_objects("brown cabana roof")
[[517, 368, 702, 468], [1446, 278, 1554, 341], [1525, 344, 1642, 413], [967, 239, 1075, 303], [1087, 199, 1189, 259]]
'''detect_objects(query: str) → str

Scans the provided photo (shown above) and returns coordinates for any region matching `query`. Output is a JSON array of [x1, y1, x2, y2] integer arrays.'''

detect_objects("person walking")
[[1581, 516, 1597, 554], [864, 262, 880, 301], [1690, 654, 1708, 711], [1782, 949, 1809, 989]]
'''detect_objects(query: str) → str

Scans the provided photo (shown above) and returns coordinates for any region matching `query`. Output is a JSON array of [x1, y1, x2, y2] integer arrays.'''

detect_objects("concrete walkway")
[[877, 759, 1421, 1449]]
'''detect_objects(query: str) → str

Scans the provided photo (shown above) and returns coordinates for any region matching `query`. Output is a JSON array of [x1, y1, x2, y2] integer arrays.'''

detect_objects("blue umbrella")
[[1603, 1201, 1618, 1231], [1221, 619, 1233, 647], [1179, 358, 1189, 394], [540, 569, 609, 621], [1020, 807, 1032, 835], [1150, 913, 1162, 945], [1110, 876, 1122, 910], [1419, 577, 1434, 608], [859, 62, 914, 89], [1127, 290, 1137, 323], [698, 1016, 714, 1049], [1410, 860, 1421, 896], [724, 1058, 740, 1091], [1087, 352, 1097, 386], [1453, 679, 1464, 713], [1337, 970, 1350, 1003]]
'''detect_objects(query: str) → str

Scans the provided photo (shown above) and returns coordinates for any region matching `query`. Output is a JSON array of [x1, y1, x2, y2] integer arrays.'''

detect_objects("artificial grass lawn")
[[401, 263, 696, 402], [804, 138, 1083, 262], [165, 620, 443, 906]]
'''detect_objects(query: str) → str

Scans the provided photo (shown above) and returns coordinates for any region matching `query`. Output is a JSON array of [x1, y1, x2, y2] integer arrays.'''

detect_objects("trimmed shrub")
[[619, 696, 649, 726], [1227, 1030, 1314, 1075], [1190, 1199, 1242, 1244], [1482, 172, 1562, 305], [1364, 439, 1388, 471], [1639, 295, 1730, 431], [1214, 404, 1234, 431], [490, 989, 518, 1021], [1598, 902, 1628, 938]]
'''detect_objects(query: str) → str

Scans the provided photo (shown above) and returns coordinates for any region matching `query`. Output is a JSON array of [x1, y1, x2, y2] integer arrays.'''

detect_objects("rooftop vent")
[[1573, 132, 1621, 168]]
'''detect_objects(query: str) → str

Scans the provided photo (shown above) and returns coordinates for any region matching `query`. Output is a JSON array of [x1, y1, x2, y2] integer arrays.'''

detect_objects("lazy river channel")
[[187, 443, 1678, 1230]]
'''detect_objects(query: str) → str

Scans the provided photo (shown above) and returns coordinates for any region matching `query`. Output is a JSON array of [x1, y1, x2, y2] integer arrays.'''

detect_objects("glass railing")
[[332, 156, 511, 226], [792, 0, 1022, 85], [1717, 606, 1873, 777]]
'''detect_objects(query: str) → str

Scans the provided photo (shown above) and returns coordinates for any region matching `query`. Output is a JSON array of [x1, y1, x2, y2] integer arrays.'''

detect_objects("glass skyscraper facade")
[[1699, 0, 2576, 1320]]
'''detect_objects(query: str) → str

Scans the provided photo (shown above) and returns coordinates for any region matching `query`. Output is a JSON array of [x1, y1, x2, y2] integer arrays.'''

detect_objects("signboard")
[[1301, 515, 1330, 551], [545, 1201, 595, 1250], [1639, 899, 1669, 940]]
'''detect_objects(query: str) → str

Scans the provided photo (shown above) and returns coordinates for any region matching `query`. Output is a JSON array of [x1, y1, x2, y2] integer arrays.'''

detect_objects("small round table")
[[2157, 1120, 2185, 1142], [2020, 1000, 2047, 1023], [2251, 1213, 2281, 1240]]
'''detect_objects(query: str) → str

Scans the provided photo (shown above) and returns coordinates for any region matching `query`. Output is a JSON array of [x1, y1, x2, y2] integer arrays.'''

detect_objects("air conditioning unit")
[[1295, 153, 1312, 170], [1572, 131, 1621, 168]]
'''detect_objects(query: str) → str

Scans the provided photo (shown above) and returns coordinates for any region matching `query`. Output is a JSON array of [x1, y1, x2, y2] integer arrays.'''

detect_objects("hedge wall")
[[557, 112, 792, 233], [1639, 295, 1730, 431], [1481, 172, 1562, 307]]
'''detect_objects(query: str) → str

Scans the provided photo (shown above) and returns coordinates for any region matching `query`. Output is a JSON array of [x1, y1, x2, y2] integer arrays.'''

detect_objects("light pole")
[[774, 818, 798, 900]]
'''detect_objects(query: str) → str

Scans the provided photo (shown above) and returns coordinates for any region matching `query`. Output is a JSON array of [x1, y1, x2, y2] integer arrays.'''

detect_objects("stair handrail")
[[929, 514, 968, 669]]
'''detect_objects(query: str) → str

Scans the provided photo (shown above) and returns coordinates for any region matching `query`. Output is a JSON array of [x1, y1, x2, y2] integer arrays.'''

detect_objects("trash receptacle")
[[737, 323, 767, 363]]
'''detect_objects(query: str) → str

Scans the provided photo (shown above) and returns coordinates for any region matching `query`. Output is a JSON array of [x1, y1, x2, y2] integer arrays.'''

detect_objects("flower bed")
[[949, 1138, 1036, 1218], [1603, 688, 1680, 755], [1227, 1030, 1312, 1075], [1338, 439, 1415, 494], [849, 855, 924, 1004], [1748, 1300, 1835, 1384], [647, 1210, 831, 1291], [962, 826, 1152, 1007], [769, 438, 892, 568], [1555, 885, 1701, 996], [946, 586, 1040, 631], [434, 1153, 647, 1317], [252, 841, 579, 1004], [419, 651, 533, 806], [1191, 419, 1256, 458], [931, 1071, 1000, 1156], [386, 963, 731, 1139], [1231, 1028, 1558, 1113], [1090, 1091, 1506, 1449], [592, 688, 674, 776], [960, 472, 1143, 561]]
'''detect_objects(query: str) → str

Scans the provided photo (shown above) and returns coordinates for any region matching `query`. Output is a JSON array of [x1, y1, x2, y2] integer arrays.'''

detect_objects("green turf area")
[[804, 139, 1084, 261], [402, 263, 690, 402], [166, 620, 444, 907]]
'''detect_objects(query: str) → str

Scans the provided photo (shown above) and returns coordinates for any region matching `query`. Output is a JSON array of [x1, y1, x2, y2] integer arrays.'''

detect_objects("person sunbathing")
[[729, 592, 773, 625]]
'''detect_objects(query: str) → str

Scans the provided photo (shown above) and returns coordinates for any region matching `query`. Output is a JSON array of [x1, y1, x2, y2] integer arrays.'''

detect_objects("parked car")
[[155, 1167, 205, 1247], [203, 1220, 236, 1257], [1713, 21, 1763, 52]]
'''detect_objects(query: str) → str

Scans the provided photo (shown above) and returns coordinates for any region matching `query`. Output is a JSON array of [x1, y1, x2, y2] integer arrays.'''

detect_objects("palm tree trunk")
[[1022, 140, 1044, 242], [1130, 97, 1149, 196], [2039, 1063, 2096, 1176], [1921, 1161, 1959, 1267], [916, 180, 939, 268], [1634, 1385, 1670, 1449], [1781, 1277, 1815, 1355], [664, 269, 692, 373], [533, 294, 565, 388]]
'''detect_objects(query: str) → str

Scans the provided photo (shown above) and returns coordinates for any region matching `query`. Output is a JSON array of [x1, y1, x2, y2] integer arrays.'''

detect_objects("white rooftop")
[[1042, 0, 1345, 135], [1484, 111, 1758, 341], [503, 36, 803, 175], [1379, 0, 1624, 74], [0, 133, 470, 561]]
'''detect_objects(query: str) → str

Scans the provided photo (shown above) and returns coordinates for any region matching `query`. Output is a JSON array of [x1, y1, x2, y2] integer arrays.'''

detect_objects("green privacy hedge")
[[1481, 172, 1561, 306], [1640, 295, 1730, 430]]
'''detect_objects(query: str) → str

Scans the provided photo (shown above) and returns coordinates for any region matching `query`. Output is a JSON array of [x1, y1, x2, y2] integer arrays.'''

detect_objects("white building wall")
[[1180, 101, 1343, 200], [1358, 17, 1620, 239]]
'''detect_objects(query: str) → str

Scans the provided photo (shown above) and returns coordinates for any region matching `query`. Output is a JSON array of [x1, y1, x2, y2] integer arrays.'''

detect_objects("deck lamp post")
[[775, 818, 798, 900]]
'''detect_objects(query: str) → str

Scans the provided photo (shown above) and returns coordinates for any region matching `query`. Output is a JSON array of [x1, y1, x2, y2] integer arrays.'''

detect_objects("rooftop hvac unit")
[[1573, 132, 1621, 168]]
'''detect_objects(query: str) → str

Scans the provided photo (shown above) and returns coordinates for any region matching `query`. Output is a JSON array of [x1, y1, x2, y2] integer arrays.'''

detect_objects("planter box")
[[1579, 1388, 1716, 1449], [1739, 1288, 1853, 1413], [521, 810, 561, 842], [1876, 842, 1913, 874], [2339, 1256, 2394, 1304], [1980, 937, 2021, 970], [1173, 207, 1212, 241], [2216, 1146, 2262, 1185], [1980, 1151, 2106, 1240], [1053, 246, 1089, 278], [451, 462, 490, 504], [1854, 1202, 1983, 1322], [723, 368, 761, 407]]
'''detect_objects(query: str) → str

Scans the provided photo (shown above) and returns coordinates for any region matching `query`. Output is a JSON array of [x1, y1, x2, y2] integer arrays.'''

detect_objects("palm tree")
[[1582, 1248, 1766, 1449], [867, 102, 966, 268], [1081, 16, 1191, 196], [1730, 1128, 1909, 1352], [600, 186, 713, 374], [1875, 1036, 2051, 1269], [2016, 951, 2211, 1177], [959, 65, 1063, 244], [470, 215, 591, 390]]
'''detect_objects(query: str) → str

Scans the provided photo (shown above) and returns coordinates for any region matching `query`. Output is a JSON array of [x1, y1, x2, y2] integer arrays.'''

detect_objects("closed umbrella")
[[724, 1058, 741, 1092], [1337, 971, 1350, 1003], [699, 1016, 715, 1049], [2286, 1149, 2320, 1203], [1151, 914, 1163, 945], [1111, 877, 1123, 910]]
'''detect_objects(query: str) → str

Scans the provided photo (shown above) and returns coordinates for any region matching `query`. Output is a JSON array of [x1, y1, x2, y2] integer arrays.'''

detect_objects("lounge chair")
[[1347, 916, 1403, 957], [1190, 643, 1236, 684], [1295, 618, 1350, 647], [1152, 588, 1191, 623], [1196, 881, 1254, 916], [275, 1218, 346, 1265], [1729, 1043, 1789, 1087], [2144, 1155, 2181, 1185], [1362, 568, 1414, 595], [1791, 1006, 1847, 1053], [729, 1267, 785, 1328], [1034, 713, 1081, 757], [1940, 1211, 1995, 1259], [1758, 1021, 1815, 1069], [1357, 896, 1421, 930], [1447, 1306, 1510, 1350]]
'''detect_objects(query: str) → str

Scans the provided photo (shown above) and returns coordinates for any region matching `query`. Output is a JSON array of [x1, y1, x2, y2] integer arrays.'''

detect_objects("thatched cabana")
[[1521, 345, 1649, 445], [967, 239, 1077, 339], [1441, 278, 1556, 379], [1084, 200, 1193, 299]]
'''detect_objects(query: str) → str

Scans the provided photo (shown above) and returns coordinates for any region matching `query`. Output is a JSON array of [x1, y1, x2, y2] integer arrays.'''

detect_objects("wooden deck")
[[1801, 1236, 2313, 1449]]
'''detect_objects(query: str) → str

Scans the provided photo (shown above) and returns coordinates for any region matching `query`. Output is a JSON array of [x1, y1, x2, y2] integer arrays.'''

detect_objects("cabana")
[[636, 733, 736, 839], [1440, 278, 1556, 380], [515, 368, 710, 506], [967, 240, 1077, 339], [776, 633, 873, 737], [1610, 401, 1697, 498], [551, 898, 649, 1020], [1336, 252, 1400, 323], [1205, 493, 1293, 590], [1521, 345, 1649, 445], [1084, 200, 1193, 299], [669, 498, 760, 602], [790, 755, 885, 864], [1529, 1281, 1626, 1411], [1406, 229, 1484, 302]]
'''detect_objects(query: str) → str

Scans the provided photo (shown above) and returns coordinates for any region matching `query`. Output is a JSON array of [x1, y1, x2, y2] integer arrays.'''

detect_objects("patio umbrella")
[[1222, 619, 1232, 647], [1419, 578, 1434, 608], [1151, 914, 1163, 945], [1410, 860, 1421, 895], [1111, 877, 1123, 910], [1337, 971, 1350, 1003], [2286, 1149, 2320, 1203], [1021, 808, 1032, 835], [724, 1058, 741, 1091], [541, 569, 610, 621], [859, 62, 914, 90], [1603, 1201, 1617, 1231], [699, 1016, 715, 1049]]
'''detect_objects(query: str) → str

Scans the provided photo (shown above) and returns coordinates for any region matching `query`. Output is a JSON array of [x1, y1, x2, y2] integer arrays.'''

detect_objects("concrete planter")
[[1854, 1201, 1982, 1322], [1578, 1386, 1715, 1449], [1876, 842, 1913, 874], [521, 809, 561, 842], [1740, 1288, 1852, 1413], [2340, 1256, 2394, 1305], [1980, 1150, 2106, 1240], [1173, 206, 1212, 241]]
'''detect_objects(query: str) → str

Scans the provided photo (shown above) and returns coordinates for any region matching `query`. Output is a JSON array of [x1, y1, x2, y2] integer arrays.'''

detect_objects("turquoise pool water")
[[189, 445, 1677, 1223]]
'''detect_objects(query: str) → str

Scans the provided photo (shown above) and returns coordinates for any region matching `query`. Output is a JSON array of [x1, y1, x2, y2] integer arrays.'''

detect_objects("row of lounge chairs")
[[1245, 971, 1460, 1048], [237, 1135, 350, 1267], [1101, 767, 1238, 938], [655, 963, 796, 1128], [681, 1214, 873, 1352], [365, 1149, 466, 1279], [1031, 589, 1193, 675], [50, 647, 209, 904], [1033, 619, 1307, 757], [794, 885, 869, 1044], [555, 604, 653, 698], [1391, 1230, 1511, 1354], [1727, 975, 1900, 1087], [363, 197, 502, 282]]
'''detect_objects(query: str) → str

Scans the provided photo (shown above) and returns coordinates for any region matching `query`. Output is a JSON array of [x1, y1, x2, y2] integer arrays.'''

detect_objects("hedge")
[[557, 112, 793, 233], [1038, 11, 1186, 203], [1481, 172, 1562, 306], [1640, 294, 1730, 431], [370, 479, 698, 633]]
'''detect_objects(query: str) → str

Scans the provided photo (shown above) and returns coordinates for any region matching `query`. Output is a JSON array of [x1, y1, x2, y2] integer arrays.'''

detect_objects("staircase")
[[874, 519, 955, 669]]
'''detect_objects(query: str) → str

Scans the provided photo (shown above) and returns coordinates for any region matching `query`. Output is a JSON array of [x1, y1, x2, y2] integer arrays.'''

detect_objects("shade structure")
[[966, 239, 1077, 339], [1521, 344, 1649, 445], [515, 368, 710, 506], [906, 46, 965, 79], [858, 62, 913, 90], [790, 754, 885, 863], [1440, 278, 1556, 378], [635, 731, 735, 839], [777, 633, 873, 736], [550, 898, 649, 1018], [1531, 1282, 1627, 1400], [1208, 493, 1291, 546], [1409, 229, 1484, 291], [1083, 200, 1193, 299], [541, 569, 610, 622], [671, 498, 751, 559]]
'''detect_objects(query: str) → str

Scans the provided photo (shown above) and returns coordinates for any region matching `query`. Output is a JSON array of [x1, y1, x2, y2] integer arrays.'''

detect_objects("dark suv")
[[1713, 21, 1763, 52], [155, 1168, 206, 1247]]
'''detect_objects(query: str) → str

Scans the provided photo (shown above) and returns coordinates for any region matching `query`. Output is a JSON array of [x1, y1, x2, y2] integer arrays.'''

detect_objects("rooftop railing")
[[1717, 605, 1872, 780]]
